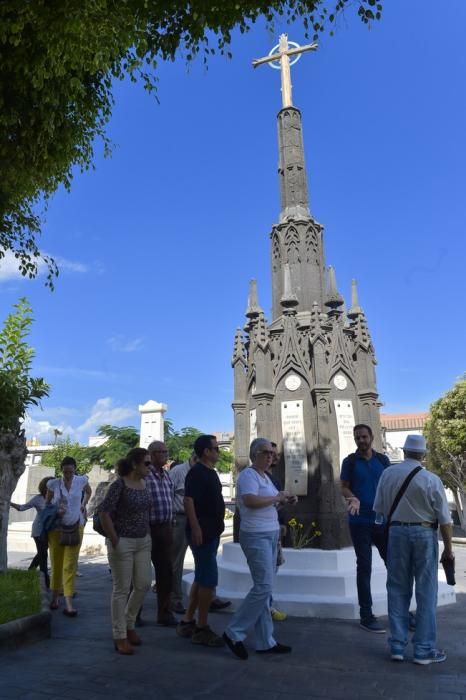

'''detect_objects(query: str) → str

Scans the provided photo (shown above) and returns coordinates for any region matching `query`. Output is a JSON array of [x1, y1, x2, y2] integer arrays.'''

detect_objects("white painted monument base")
[[183, 542, 456, 619]]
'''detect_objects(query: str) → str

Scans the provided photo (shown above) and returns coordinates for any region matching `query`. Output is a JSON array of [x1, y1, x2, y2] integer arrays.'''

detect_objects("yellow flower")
[[316, 531, 322, 537], [311, 521, 316, 527], [298, 523, 303, 529], [288, 518, 297, 527]]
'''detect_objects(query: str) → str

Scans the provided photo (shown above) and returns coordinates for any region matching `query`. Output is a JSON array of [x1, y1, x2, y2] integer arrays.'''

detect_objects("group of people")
[[11, 423, 455, 665], [341, 423, 454, 665], [96, 434, 293, 657]]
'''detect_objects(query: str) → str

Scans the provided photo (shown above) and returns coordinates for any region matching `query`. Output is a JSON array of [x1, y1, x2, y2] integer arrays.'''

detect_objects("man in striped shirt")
[[147, 440, 176, 626]]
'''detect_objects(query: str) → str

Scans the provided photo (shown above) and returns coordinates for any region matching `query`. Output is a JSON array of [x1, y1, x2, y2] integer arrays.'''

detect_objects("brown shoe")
[[127, 629, 142, 646], [113, 638, 134, 655]]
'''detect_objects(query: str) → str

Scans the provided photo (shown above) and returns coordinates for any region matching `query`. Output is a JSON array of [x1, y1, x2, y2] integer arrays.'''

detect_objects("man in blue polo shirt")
[[340, 423, 390, 632]]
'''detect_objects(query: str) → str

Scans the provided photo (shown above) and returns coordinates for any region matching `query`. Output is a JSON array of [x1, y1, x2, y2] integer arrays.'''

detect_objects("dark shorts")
[[189, 536, 220, 588]]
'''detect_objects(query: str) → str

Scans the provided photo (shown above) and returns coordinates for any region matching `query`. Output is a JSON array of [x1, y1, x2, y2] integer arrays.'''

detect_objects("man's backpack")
[[345, 451, 390, 488]]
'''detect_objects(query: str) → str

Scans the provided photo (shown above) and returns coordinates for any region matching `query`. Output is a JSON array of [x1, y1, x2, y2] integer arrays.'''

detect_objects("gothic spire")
[[348, 278, 363, 319], [325, 266, 344, 311], [232, 327, 247, 366], [277, 106, 310, 222], [245, 279, 263, 319]]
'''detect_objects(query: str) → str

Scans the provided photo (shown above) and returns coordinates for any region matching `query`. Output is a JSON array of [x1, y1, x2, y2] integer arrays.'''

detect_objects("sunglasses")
[[144, 460, 152, 466]]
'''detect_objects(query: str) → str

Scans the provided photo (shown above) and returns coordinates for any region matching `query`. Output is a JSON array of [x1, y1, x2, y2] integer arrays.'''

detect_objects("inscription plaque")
[[334, 399, 355, 464], [281, 399, 308, 495]]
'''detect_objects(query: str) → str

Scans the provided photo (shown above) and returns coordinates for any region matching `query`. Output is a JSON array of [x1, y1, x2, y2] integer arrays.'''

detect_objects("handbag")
[[59, 520, 81, 546], [93, 512, 106, 537]]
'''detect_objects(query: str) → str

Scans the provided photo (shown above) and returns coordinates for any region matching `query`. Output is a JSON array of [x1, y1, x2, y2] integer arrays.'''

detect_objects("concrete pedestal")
[[183, 542, 456, 619]]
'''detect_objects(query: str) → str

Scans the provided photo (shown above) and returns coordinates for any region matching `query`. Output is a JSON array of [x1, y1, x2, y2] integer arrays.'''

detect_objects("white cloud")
[[25, 397, 138, 444], [75, 398, 137, 435], [0, 250, 89, 282], [23, 415, 75, 443], [107, 335, 144, 353]]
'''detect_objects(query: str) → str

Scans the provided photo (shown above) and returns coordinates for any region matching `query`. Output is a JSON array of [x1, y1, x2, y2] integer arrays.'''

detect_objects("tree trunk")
[[0, 425, 27, 573], [453, 489, 466, 533]]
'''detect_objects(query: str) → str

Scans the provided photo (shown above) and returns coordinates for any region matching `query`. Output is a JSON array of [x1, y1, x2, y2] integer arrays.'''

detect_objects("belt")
[[391, 521, 436, 529]]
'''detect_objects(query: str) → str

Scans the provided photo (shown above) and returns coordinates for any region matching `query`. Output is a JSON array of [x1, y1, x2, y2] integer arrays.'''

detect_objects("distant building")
[[380, 412, 428, 462], [212, 431, 234, 452]]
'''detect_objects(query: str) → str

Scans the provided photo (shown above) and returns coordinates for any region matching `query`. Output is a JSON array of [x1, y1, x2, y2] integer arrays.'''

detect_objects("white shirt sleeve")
[[237, 468, 260, 497]]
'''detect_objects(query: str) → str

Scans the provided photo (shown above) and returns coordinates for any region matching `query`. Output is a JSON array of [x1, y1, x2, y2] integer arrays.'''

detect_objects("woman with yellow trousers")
[[46, 456, 92, 616]]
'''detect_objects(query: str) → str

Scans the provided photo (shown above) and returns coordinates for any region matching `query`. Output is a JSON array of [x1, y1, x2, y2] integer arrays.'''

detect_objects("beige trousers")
[[107, 534, 151, 640]]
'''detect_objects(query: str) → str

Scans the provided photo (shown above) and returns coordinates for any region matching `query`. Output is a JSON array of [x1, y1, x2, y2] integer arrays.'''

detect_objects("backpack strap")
[[386, 466, 423, 527], [346, 450, 390, 488]]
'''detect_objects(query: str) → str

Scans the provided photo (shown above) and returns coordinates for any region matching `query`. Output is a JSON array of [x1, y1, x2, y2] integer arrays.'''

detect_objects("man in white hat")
[[373, 434, 454, 665]]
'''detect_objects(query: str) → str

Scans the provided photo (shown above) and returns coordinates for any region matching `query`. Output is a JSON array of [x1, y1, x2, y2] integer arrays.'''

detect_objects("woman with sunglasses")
[[98, 448, 152, 655], [223, 438, 292, 660]]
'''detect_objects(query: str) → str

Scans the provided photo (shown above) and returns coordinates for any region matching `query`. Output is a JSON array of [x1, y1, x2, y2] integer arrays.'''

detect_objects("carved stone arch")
[[284, 226, 300, 264], [272, 232, 281, 273], [330, 370, 354, 392], [276, 367, 309, 393]]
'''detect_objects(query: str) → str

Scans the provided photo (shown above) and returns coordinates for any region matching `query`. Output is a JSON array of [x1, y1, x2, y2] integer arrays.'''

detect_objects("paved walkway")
[[2, 545, 466, 700]]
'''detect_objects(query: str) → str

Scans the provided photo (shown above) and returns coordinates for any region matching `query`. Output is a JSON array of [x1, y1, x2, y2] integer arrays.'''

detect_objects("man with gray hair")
[[373, 434, 454, 665]]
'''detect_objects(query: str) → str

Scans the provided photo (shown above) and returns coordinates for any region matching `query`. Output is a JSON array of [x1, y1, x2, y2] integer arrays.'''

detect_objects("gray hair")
[[249, 437, 272, 462]]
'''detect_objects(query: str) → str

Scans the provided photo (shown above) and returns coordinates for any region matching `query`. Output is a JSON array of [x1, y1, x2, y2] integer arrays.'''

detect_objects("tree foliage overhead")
[[87, 424, 140, 470], [424, 376, 466, 492], [164, 422, 233, 472], [0, 298, 50, 432], [41, 437, 92, 476], [0, 1, 382, 286]]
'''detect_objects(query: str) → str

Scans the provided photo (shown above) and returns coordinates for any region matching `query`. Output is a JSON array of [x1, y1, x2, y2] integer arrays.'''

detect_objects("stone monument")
[[138, 399, 167, 448], [232, 35, 383, 549]]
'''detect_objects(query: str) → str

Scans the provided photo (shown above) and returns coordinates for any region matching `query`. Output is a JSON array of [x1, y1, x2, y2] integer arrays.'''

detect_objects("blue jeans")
[[349, 522, 387, 620], [189, 536, 220, 588], [225, 530, 279, 651], [387, 525, 438, 657]]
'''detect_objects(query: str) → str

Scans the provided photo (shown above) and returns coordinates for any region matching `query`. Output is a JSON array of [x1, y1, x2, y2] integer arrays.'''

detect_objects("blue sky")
[[2, 0, 465, 444]]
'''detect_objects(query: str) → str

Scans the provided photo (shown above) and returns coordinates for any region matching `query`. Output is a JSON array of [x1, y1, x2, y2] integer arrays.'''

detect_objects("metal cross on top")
[[252, 34, 317, 108]]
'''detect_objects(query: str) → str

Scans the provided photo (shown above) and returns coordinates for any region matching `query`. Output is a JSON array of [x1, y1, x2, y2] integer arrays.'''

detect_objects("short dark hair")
[[193, 434, 216, 459], [353, 424, 373, 437], [60, 456, 77, 470], [38, 476, 53, 497], [117, 448, 148, 476]]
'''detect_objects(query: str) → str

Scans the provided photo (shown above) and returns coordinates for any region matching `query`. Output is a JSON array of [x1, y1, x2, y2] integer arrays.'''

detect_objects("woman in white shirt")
[[223, 438, 291, 660], [46, 456, 92, 616], [10, 476, 53, 586]]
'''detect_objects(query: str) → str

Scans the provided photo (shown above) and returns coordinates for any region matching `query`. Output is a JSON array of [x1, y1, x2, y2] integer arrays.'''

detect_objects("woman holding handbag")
[[46, 456, 91, 616], [97, 448, 152, 655]]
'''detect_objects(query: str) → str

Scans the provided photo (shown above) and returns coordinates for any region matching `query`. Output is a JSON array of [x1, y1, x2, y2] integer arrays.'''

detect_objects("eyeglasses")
[[144, 461, 152, 466]]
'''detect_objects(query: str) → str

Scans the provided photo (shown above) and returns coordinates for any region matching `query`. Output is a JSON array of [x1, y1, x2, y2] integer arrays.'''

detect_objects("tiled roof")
[[380, 412, 428, 430]]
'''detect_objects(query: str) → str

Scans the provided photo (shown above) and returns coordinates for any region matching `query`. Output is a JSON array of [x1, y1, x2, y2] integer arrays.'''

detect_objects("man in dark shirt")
[[340, 424, 390, 633], [176, 434, 225, 648]]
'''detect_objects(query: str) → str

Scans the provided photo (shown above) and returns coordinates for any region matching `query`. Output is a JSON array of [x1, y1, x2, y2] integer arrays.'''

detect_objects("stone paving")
[[2, 545, 466, 700]]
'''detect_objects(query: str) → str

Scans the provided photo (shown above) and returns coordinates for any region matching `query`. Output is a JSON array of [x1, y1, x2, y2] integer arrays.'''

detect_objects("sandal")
[[63, 609, 78, 617]]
